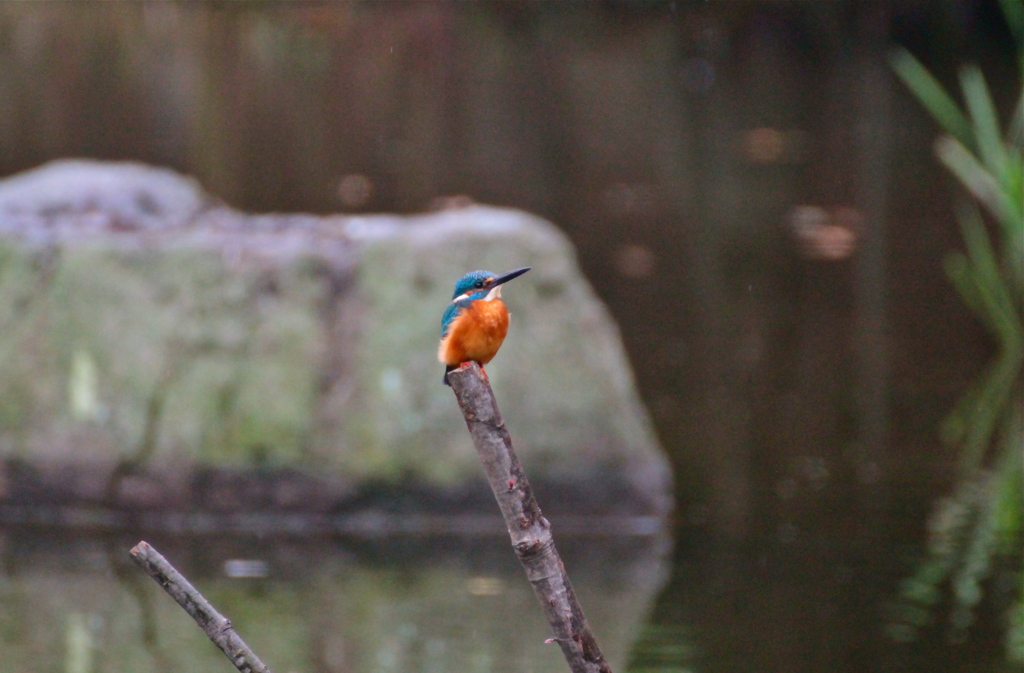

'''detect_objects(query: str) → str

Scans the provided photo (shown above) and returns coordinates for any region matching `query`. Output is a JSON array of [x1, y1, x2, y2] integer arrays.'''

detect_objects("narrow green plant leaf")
[[939, 370, 982, 445], [890, 48, 976, 151], [992, 406, 1022, 550], [958, 352, 1021, 472], [960, 66, 1009, 179], [1009, 90, 1024, 147], [937, 137, 1023, 231], [943, 252, 986, 325], [1010, 595, 1024, 664], [957, 205, 1024, 349], [998, 0, 1024, 45]]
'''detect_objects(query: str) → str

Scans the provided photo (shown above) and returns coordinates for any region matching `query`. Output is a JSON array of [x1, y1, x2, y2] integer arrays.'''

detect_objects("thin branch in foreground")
[[447, 362, 613, 673], [129, 541, 273, 673]]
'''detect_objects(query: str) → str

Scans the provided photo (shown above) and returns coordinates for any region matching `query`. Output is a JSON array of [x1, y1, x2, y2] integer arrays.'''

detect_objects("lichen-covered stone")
[[0, 160, 670, 516]]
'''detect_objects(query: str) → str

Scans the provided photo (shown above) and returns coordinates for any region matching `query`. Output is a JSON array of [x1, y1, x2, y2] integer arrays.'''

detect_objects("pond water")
[[0, 515, 1016, 673], [2, 527, 666, 673]]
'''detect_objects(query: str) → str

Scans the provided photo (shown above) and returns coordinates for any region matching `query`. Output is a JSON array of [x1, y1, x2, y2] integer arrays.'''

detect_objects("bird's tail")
[[442, 364, 456, 386]]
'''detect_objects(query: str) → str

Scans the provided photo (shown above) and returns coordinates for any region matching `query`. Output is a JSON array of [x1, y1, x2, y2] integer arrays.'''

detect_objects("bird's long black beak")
[[490, 267, 530, 287]]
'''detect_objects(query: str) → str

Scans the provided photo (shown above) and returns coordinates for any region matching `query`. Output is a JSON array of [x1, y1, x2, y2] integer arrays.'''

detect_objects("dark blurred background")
[[0, 1, 1019, 672]]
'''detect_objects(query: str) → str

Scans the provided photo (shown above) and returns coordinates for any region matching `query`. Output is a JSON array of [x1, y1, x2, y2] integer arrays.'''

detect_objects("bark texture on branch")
[[447, 362, 612, 673], [129, 541, 273, 673]]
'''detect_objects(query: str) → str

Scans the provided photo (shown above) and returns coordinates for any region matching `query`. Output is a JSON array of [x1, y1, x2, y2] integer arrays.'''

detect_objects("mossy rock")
[[0, 160, 670, 516]]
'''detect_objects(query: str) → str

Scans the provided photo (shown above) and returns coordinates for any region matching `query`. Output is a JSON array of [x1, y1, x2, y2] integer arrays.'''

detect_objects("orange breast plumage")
[[438, 299, 510, 366]]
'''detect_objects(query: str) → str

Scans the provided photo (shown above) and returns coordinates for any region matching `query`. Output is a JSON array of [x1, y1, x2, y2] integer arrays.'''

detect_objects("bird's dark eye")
[[473, 280, 484, 289]]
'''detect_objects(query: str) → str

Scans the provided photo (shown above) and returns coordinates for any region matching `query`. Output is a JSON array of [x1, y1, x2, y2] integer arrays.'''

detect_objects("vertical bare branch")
[[447, 362, 612, 673]]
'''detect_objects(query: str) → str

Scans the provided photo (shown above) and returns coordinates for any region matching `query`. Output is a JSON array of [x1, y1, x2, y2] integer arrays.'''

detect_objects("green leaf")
[[992, 407, 1022, 549], [1009, 90, 1024, 148], [949, 204, 1023, 352], [936, 137, 1024, 232], [890, 48, 976, 151], [957, 352, 1021, 472], [960, 67, 1009, 180], [943, 252, 985, 323], [998, 0, 1024, 45]]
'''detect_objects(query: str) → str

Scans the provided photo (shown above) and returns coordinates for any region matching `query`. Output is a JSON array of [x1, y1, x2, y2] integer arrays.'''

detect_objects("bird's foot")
[[443, 361, 488, 386]]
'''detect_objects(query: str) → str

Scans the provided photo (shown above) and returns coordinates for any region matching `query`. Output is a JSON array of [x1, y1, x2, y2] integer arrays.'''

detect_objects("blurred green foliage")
[[888, 0, 1023, 662]]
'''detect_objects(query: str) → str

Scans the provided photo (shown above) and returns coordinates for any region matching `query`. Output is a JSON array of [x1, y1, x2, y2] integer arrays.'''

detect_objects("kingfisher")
[[439, 267, 530, 385]]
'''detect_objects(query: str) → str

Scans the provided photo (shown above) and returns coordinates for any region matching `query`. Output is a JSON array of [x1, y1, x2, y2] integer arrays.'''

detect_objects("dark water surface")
[[1, 527, 668, 673], [0, 515, 1017, 673]]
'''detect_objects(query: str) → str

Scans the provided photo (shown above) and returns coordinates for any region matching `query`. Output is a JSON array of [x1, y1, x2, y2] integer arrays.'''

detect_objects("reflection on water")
[[0, 528, 667, 673], [2, 518, 1015, 673], [629, 524, 1019, 673]]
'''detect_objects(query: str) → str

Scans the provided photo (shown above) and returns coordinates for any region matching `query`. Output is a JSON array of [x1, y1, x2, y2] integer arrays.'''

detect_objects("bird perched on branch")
[[439, 267, 530, 385]]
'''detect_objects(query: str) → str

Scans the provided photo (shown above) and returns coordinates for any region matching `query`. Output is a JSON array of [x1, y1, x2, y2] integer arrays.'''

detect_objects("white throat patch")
[[452, 285, 502, 304]]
